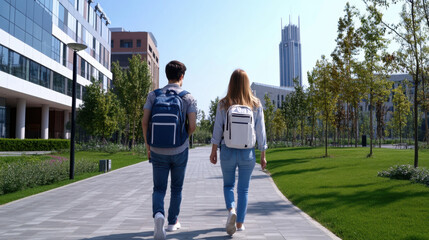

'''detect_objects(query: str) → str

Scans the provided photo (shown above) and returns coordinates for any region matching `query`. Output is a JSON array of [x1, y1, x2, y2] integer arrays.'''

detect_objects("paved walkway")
[[0, 146, 340, 240]]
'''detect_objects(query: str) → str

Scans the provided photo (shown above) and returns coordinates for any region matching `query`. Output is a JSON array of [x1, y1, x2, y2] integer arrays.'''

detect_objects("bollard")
[[99, 159, 112, 173]]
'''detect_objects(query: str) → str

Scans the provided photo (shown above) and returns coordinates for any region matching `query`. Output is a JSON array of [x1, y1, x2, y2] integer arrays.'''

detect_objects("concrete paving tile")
[[0, 146, 340, 240]]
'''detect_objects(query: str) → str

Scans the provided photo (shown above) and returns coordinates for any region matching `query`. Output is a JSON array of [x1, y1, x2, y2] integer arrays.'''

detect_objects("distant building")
[[251, 82, 294, 110], [110, 28, 159, 90], [279, 17, 302, 88], [0, 0, 112, 139]]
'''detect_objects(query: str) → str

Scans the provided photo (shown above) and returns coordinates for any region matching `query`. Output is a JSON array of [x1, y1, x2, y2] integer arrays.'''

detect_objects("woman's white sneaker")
[[226, 209, 237, 236], [154, 212, 166, 240], [167, 221, 181, 232], [237, 224, 245, 231]]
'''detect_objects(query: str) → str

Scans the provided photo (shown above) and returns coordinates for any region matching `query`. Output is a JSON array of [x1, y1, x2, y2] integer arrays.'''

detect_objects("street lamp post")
[[67, 43, 87, 180]]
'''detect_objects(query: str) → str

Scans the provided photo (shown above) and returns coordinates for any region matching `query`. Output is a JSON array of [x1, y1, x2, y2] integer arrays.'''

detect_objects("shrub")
[[0, 139, 70, 151], [378, 164, 429, 187], [0, 156, 97, 195]]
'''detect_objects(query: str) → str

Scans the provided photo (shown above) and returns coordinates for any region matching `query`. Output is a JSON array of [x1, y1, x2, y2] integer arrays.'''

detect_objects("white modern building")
[[0, 0, 112, 139], [251, 82, 294, 110]]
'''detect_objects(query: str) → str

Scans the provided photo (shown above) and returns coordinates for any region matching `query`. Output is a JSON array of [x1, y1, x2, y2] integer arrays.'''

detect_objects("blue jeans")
[[220, 145, 255, 223], [151, 148, 188, 225]]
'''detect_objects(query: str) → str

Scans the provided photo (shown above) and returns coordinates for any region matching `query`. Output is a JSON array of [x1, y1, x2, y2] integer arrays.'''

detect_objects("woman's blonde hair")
[[220, 69, 260, 110]]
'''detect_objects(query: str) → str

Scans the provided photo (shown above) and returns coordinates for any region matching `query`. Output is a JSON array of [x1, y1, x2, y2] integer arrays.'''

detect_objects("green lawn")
[[0, 151, 146, 205], [260, 147, 429, 240]]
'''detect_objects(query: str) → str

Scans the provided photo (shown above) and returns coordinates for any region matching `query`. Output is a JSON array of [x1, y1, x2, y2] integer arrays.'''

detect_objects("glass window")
[[40, 66, 50, 88], [15, 9, 25, 30], [33, 22, 42, 40], [67, 78, 72, 96], [62, 43, 67, 66], [0, 45, 9, 73], [80, 57, 85, 78], [15, 0, 26, 15], [33, 2, 43, 27], [0, 0, 10, 19], [25, 0, 33, 19], [29, 60, 40, 84], [137, 40, 141, 47], [53, 72, 65, 93], [0, 15, 9, 32], [42, 9, 51, 32], [111, 40, 113, 48], [120, 40, 132, 48], [77, 84, 81, 99], [10, 51, 27, 80]]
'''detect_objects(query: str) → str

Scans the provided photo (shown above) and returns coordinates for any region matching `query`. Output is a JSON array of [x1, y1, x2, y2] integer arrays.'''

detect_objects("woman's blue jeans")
[[220, 145, 255, 223], [151, 148, 188, 225]]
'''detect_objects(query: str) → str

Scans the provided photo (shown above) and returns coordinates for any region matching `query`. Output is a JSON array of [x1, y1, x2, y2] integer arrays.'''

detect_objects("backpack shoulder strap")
[[154, 88, 164, 97], [178, 90, 189, 98]]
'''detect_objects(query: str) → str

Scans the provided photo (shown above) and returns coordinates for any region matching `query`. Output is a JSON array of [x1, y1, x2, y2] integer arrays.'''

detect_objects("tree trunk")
[[369, 91, 373, 157], [311, 115, 315, 147], [301, 119, 304, 146], [355, 106, 358, 148], [325, 114, 328, 157], [347, 104, 350, 146]]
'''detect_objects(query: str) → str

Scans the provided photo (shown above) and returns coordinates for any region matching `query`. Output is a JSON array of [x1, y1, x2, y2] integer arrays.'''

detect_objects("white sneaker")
[[167, 221, 181, 232], [154, 212, 166, 240], [226, 209, 237, 236], [237, 224, 245, 231]]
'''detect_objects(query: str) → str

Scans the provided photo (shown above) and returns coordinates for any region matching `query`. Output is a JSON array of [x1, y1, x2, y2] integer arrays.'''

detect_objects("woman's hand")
[[210, 144, 218, 164], [260, 151, 267, 170]]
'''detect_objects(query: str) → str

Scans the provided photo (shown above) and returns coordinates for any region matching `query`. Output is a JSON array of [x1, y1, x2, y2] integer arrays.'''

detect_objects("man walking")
[[142, 60, 197, 240]]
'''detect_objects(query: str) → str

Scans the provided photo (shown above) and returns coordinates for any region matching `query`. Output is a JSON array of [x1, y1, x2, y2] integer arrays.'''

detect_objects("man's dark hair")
[[165, 60, 186, 81]]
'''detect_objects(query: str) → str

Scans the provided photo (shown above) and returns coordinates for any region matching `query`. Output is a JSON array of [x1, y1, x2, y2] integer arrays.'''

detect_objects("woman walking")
[[209, 69, 267, 236]]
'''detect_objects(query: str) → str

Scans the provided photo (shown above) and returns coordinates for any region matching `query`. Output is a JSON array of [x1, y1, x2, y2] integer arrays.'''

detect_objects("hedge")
[[0, 139, 70, 151]]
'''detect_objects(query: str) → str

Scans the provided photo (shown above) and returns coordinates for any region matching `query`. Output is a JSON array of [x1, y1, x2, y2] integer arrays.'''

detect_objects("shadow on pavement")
[[80, 228, 230, 240]]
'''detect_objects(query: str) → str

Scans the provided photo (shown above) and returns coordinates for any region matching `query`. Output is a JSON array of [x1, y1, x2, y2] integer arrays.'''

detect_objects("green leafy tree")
[[366, 0, 426, 167], [77, 79, 123, 141], [358, 2, 390, 156], [331, 2, 363, 147], [112, 54, 152, 147], [272, 108, 286, 141], [314, 56, 338, 157], [208, 97, 219, 133], [293, 78, 307, 145], [391, 85, 412, 144], [306, 70, 319, 146], [263, 94, 275, 142]]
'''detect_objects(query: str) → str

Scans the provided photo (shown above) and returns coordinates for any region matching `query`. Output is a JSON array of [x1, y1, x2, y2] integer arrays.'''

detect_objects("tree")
[[293, 78, 307, 145], [77, 79, 123, 141], [272, 108, 286, 141], [358, 2, 390, 156], [112, 54, 152, 147], [314, 56, 338, 157], [366, 0, 426, 167], [331, 2, 363, 148], [374, 78, 393, 147], [208, 97, 219, 133], [263, 94, 275, 142], [306, 70, 319, 146], [391, 85, 412, 144]]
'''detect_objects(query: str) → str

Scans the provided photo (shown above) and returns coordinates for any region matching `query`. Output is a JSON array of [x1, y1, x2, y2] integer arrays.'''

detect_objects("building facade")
[[110, 28, 159, 90], [251, 82, 294, 110], [279, 17, 302, 88], [0, 0, 112, 139]]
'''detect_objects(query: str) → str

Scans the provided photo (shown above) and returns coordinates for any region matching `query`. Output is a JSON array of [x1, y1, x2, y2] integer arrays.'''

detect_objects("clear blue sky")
[[100, 0, 401, 114]]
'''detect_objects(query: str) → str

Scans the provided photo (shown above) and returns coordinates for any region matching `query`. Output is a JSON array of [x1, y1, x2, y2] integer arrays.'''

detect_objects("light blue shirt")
[[211, 102, 268, 151]]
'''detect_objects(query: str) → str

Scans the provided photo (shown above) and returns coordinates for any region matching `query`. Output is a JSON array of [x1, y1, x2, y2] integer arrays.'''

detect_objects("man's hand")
[[146, 144, 151, 160]]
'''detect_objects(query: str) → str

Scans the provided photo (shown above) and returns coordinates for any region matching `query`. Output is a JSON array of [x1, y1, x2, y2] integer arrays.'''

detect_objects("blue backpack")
[[148, 88, 189, 148]]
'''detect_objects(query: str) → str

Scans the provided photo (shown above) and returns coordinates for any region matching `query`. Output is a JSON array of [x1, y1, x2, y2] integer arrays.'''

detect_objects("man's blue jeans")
[[151, 148, 188, 225], [220, 145, 255, 223]]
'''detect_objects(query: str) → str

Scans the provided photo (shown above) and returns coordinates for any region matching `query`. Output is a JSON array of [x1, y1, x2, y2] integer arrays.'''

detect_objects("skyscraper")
[[279, 17, 302, 87]]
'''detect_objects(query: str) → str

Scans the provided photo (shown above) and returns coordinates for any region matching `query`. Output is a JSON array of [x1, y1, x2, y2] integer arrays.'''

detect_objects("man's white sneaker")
[[226, 209, 237, 236], [154, 212, 166, 240], [167, 221, 181, 232], [237, 224, 245, 231]]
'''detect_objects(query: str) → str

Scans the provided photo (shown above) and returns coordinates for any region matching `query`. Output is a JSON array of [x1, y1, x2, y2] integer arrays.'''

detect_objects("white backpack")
[[223, 105, 256, 149]]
